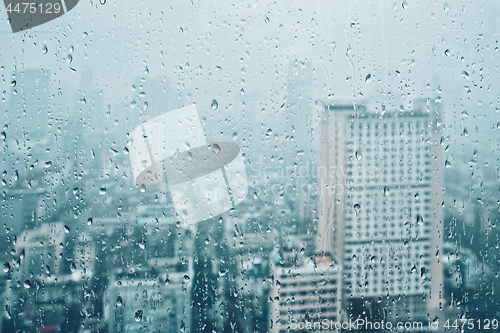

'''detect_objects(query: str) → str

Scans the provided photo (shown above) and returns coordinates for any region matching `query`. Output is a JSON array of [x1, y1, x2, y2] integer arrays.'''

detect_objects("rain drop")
[[211, 99, 218, 110], [416, 214, 424, 225], [383, 186, 389, 196], [3, 262, 10, 273], [116, 296, 123, 306], [365, 74, 372, 83], [211, 143, 221, 155], [355, 150, 362, 160], [24, 280, 31, 289], [64, 225, 70, 233], [353, 203, 361, 216], [5, 305, 11, 319], [42, 45, 48, 54], [135, 310, 143, 322]]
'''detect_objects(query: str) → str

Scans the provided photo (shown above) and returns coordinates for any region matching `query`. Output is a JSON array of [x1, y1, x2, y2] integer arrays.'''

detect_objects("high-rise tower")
[[317, 99, 444, 321]]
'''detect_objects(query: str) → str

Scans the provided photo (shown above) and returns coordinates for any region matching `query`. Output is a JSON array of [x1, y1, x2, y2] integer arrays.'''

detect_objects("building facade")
[[317, 100, 445, 321], [269, 253, 341, 333]]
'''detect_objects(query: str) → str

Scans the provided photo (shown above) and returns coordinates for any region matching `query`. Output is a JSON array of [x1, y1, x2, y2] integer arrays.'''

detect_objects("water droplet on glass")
[[211, 99, 218, 110], [70, 262, 76, 272], [4, 305, 11, 319], [355, 150, 362, 160], [44, 161, 52, 168], [183, 275, 190, 283], [24, 280, 31, 289], [416, 214, 424, 225], [64, 225, 70, 233], [445, 159, 451, 167], [87, 217, 93, 226], [0, 132, 5, 139], [444, 49, 450, 56], [99, 0, 106, 4], [42, 45, 48, 54], [134, 310, 143, 322], [353, 203, 361, 216], [99, 187, 106, 195], [365, 74, 372, 83], [420, 267, 426, 279], [232, 132, 238, 140], [3, 262, 10, 273], [116, 296, 123, 306], [66, 54, 73, 65], [383, 186, 389, 196], [10, 80, 16, 87], [211, 143, 221, 155]]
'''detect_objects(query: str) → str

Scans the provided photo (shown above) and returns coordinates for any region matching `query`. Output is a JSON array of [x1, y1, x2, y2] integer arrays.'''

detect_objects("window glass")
[[1, 1, 499, 332]]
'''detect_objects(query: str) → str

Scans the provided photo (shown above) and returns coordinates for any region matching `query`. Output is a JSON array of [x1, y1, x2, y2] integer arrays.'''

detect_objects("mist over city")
[[1, 1, 499, 332]]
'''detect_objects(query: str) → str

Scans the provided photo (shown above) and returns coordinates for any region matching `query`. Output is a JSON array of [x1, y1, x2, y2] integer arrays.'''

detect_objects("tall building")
[[317, 99, 445, 321], [269, 252, 341, 333]]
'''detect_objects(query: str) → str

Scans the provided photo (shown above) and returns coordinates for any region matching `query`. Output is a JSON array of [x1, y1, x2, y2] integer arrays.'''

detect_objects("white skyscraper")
[[317, 99, 444, 321]]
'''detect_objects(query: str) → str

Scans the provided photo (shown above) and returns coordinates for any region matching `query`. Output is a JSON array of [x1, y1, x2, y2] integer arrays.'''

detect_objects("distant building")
[[269, 252, 341, 333], [443, 243, 483, 292], [103, 261, 192, 333], [235, 255, 271, 333], [4, 222, 92, 332], [317, 99, 445, 321], [99, 209, 194, 333]]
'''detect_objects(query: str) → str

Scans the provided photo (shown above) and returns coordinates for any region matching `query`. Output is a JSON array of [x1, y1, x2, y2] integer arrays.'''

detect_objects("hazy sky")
[[1, 0, 499, 185]]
